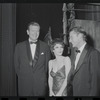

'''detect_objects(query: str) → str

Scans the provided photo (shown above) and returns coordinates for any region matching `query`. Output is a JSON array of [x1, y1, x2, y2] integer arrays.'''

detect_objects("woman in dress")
[[48, 38, 71, 96]]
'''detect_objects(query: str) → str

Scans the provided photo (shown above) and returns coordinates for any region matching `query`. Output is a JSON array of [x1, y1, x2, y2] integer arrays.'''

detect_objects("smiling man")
[[14, 22, 51, 96]]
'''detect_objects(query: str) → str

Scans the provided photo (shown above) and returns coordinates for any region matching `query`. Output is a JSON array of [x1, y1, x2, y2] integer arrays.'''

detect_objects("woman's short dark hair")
[[50, 38, 65, 53]]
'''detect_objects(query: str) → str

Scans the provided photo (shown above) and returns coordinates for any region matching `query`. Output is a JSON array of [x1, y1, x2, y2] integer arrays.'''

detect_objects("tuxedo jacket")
[[14, 40, 51, 96], [67, 44, 100, 96]]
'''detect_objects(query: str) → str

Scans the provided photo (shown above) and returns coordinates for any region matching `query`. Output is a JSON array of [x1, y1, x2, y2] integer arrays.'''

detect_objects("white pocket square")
[[41, 52, 44, 55]]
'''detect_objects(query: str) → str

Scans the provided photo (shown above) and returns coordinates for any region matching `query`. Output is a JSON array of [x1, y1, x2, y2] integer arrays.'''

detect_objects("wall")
[[74, 19, 100, 52]]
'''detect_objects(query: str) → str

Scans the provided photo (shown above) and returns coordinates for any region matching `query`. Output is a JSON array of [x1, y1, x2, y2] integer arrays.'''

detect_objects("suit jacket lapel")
[[25, 40, 33, 66], [73, 44, 88, 75], [32, 40, 40, 68]]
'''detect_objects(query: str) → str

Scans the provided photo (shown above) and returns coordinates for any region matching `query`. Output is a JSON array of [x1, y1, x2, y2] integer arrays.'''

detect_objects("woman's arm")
[[56, 57, 71, 96], [48, 60, 55, 96]]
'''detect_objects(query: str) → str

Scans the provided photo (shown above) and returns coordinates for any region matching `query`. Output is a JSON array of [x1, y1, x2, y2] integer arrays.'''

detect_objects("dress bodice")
[[50, 65, 66, 79], [50, 65, 67, 96]]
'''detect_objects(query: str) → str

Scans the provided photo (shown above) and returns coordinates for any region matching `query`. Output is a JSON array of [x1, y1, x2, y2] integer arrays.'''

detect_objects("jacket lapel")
[[32, 40, 40, 68], [25, 40, 33, 66], [73, 44, 89, 75]]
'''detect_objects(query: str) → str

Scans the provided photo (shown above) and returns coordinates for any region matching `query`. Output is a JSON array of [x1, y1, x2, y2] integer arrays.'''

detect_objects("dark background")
[[16, 3, 99, 43], [16, 3, 63, 43]]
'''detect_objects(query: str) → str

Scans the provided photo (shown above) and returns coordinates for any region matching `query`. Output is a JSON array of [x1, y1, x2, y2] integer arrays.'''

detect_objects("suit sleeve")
[[89, 50, 100, 96], [14, 44, 20, 76]]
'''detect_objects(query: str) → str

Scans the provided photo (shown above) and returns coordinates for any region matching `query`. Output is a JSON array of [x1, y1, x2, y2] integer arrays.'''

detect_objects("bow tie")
[[76, 50, 80, 53], [29, 41, 37, 44]]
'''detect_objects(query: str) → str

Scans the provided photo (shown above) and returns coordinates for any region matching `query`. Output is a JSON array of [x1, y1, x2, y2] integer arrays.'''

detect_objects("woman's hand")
[[55, 92, 62, 96], [49, 91, 55, 96]]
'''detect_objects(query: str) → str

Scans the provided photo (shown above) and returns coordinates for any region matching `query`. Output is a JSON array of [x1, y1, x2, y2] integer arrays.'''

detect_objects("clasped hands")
[[50, 92, 62, 96]]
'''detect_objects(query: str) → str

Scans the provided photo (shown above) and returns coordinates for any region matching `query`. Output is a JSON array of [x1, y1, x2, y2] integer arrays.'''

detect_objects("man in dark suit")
[[67, 26, 100, 96], [14, 22, 51, 96]]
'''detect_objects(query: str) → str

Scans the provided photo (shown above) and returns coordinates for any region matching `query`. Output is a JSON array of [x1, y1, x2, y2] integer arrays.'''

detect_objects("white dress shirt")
[[29, 38, 37, 60], [75, 42, 86, 69]]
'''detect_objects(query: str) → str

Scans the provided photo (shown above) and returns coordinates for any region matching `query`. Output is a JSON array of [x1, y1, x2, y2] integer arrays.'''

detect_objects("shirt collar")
[[79, 42, 86, 53], [28, 38, 37, 43]]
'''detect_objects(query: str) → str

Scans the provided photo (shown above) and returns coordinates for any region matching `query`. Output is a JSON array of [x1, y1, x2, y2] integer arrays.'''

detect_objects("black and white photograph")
[[0, 2, 100, 100]]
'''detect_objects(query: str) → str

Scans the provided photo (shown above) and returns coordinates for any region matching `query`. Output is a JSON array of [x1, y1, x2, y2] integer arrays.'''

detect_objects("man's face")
[[69, 31, 80, 48], [27, 25, 40, 41]]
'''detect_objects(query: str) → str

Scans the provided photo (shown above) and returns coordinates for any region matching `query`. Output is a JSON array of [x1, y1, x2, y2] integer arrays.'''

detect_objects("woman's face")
[[53, 43, 64, 56]]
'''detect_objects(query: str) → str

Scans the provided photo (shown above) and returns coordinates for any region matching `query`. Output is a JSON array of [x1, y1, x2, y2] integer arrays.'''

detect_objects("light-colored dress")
[[50, 65, 67, 96]]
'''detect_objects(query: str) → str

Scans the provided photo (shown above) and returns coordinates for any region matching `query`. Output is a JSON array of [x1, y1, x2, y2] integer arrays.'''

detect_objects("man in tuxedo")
[[67, 26, 100, 96], [14, 22, 51, 96]]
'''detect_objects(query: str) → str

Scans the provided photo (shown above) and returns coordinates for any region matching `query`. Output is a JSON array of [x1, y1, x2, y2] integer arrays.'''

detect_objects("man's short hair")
[[27, 22, 40, 30], [69, 26, 87, 41]]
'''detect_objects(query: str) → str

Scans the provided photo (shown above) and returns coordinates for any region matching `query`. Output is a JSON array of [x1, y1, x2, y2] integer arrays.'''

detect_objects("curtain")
[[0, 3, 17, 96], [75, 3, 100, 21]]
